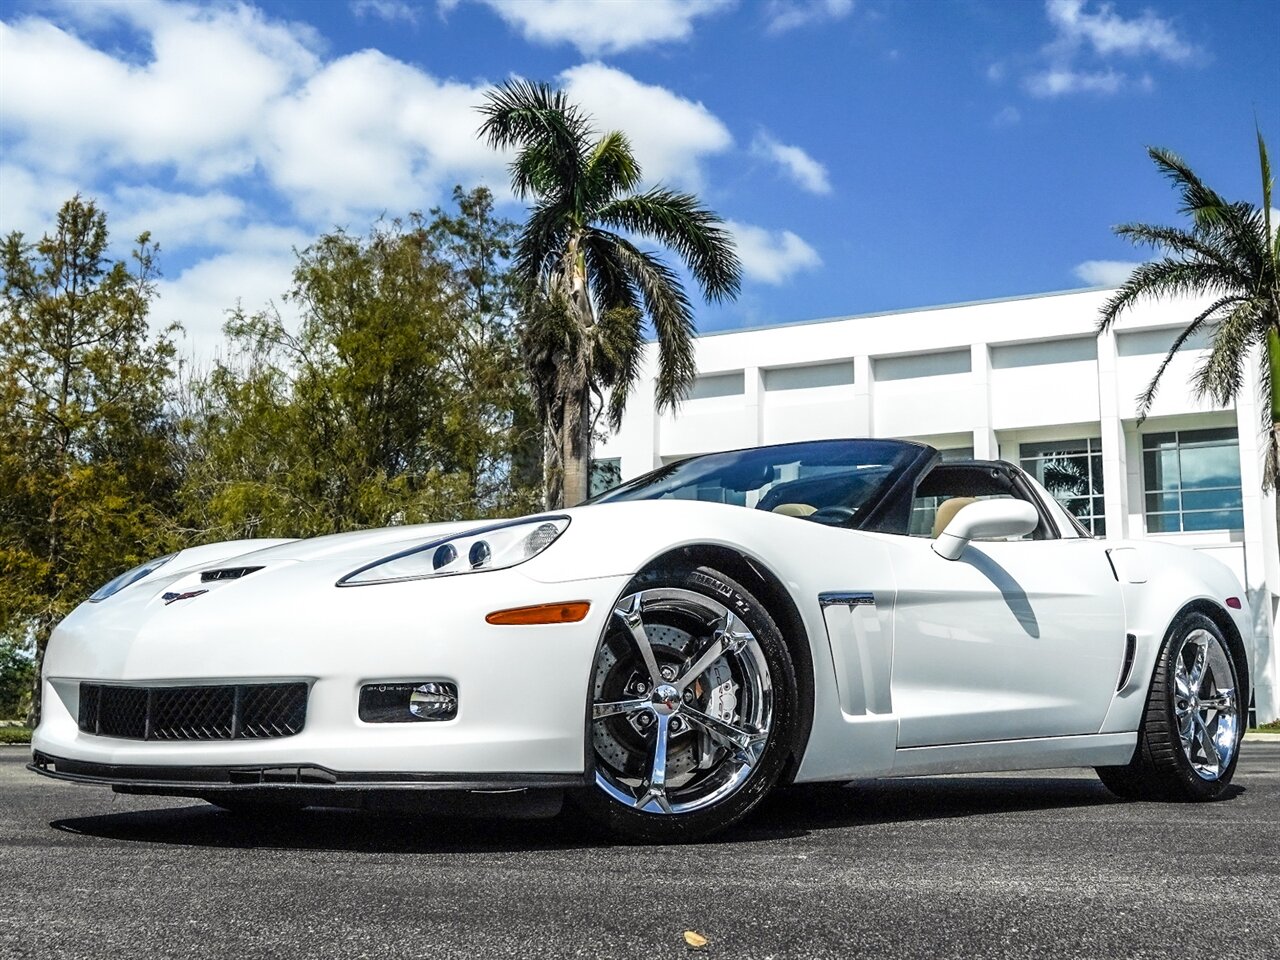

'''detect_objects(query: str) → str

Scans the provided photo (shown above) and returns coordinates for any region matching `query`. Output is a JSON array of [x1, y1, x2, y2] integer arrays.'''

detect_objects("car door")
[[888, 468, 1127, 748]]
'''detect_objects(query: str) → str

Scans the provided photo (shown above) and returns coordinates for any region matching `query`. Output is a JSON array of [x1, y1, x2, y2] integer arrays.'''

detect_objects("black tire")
[[1096, 610, 1245, 802], [574, 565, 799, 843]]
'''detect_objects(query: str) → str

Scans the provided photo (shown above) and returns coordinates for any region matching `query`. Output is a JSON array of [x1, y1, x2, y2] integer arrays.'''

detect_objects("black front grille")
[[78, 682, 307, 741]]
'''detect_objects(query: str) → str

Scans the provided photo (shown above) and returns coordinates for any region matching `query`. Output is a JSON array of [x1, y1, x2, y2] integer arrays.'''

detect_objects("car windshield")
[[589, 439, 923, 523]]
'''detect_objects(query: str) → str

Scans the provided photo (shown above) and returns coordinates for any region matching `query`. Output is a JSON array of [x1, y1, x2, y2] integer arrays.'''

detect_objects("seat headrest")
[[931, 497, 979, 538], [772, 503, 817, 517]]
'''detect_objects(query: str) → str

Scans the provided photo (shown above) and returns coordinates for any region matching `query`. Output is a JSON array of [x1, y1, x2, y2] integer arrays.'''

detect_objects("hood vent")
[[201, 566, 264, 583]]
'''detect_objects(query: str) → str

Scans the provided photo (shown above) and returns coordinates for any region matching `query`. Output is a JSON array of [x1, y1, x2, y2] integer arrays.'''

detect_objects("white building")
[[595, 287, 1280, 723]]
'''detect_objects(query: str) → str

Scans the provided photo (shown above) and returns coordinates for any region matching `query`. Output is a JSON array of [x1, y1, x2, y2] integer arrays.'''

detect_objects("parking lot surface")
[[1, 744, 1277, 959]]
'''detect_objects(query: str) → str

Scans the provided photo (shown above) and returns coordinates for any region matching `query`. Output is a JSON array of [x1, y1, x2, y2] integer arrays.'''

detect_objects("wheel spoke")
[[682, 705, 768, 765], [1174, 665, 1193, 702], [1187, 639, 1208, 693], [592, 698, 650, 721], [634, 713, 673, 813], [1194, 715, 1220, 775], [614, 594, 663, 686], [676, 610, 752, 691]]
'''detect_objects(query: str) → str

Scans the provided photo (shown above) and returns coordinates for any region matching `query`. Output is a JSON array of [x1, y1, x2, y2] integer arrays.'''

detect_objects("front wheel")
[[575, 565, 798, 843], [1096, 611, 1244, 802]]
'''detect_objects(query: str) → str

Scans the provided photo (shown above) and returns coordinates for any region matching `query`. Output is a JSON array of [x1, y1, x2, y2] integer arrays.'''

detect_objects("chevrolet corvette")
[[30, 439, 1252, 841]]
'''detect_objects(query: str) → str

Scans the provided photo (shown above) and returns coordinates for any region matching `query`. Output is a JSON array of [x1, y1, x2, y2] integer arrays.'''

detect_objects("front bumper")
[[33, 566, 632, 779]]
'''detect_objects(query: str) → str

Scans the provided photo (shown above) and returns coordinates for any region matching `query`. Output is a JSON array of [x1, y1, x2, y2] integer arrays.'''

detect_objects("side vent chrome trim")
[[1117, 633, 1137, 691], [818, 591, 875, 608]]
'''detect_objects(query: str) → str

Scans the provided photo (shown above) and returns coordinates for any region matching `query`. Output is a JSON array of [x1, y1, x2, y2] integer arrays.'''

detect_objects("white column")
[[619, 347, 660, 477], [854, 355, 874, 437], [1096, 328, 1130, 539], [971, 342, 998, 459], [744, 366, 763, 446], [1234, 346, 1279, 722]]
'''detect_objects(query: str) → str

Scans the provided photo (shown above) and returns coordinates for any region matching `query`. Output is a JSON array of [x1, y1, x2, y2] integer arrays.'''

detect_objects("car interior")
[[758, 458, 1057, 540]]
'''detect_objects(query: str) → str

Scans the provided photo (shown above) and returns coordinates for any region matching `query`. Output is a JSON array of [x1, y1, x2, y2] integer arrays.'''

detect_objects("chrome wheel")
[[591, 587, 774, 815], [1172, 628, 1239, 780]]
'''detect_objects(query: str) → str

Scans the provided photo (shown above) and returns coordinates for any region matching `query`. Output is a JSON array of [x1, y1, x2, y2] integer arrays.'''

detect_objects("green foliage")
[[1098, 133, 1280, 488], [0, 196, 181, 721], [478, 79, 742, 507], [179, 187, 541, 539], [0, 640, 34, 719]]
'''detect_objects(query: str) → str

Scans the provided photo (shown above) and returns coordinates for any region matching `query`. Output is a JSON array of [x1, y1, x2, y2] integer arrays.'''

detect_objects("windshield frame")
[[586, 438, 936, 530]]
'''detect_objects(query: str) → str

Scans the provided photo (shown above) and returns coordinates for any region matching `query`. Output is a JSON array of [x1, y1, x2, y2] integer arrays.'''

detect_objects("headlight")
[[88, 554, 177, 602], [338, 517, 570, 587]]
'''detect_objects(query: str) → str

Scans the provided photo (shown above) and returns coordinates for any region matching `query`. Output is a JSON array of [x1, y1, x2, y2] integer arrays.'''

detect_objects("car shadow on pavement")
[[46, 771, 1211, 852]]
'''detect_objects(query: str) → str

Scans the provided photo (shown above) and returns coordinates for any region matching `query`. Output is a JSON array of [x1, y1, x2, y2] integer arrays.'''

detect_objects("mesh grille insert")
[[78, 682, 308, 741]]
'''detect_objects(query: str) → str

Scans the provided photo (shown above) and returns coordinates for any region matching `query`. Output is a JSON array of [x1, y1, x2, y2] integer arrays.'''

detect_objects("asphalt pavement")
[[1, 744, 1278, 959]]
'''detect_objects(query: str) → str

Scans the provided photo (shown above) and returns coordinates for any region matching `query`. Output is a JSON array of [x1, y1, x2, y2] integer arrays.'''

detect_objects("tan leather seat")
[[931, 497, 978, 538], [772, 503, 817, 518]]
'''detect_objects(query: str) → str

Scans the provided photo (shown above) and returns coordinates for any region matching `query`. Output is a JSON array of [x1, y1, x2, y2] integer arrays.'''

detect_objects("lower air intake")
[[78, 682, 308, 741]]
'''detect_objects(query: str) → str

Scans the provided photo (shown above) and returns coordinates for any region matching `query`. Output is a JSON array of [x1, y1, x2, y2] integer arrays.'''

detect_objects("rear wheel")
[[575, 565, 797, 843], [1096, 611, 1243, 801]]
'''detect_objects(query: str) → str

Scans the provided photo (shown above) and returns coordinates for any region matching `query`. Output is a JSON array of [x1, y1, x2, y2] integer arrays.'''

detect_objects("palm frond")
[[478, 80, 590, 201], [1098, 258, 1243, 332], [1132, 294, 1243, 420], [1258, 127, 1272, 251], [604, 236, 698, 411], [595, 189, 742, 303], [592, 305, 646, 429], [1113, 223, 1241, 273], [581, 229, 641, 315], [1191, 300, 1262, 408], [583, 132, 642, 209], [513, 200, 572, 288], [1148, 146, 1231, 229]]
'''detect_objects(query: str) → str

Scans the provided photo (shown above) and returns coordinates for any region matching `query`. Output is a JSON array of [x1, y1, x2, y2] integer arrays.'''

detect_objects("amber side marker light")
[[486, 601, 591, 625], [1226, 597, 1242, 609]]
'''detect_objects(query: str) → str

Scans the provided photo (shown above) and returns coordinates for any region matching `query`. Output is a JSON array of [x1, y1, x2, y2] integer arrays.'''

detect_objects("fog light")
[[359, 681, 458, 722]]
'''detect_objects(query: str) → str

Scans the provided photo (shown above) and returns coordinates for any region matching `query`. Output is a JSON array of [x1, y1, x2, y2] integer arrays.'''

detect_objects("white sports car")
[[31, 439, 1252, 841]]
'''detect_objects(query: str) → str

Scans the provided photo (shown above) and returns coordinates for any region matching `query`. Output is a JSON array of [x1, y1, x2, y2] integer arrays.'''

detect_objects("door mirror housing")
[[932, 499, 1039, 561]]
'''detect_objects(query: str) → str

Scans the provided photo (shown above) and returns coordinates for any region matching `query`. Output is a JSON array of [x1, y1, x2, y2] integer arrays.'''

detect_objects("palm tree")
[[478, 80, 742, 507], [1097, 133, 1279, 496]]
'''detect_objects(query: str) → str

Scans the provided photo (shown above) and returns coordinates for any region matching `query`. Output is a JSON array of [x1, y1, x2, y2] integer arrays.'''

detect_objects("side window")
[[909, 463, 1049, 540]]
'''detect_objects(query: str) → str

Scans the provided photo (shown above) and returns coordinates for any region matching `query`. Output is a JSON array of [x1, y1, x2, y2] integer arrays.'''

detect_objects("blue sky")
[[1, 0, 1276, 357]]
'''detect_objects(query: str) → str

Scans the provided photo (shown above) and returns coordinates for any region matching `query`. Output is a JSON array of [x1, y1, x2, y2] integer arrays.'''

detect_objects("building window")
[[1019, 438, 1106, 536], [589, 458, 622, 498], [762, 361, 854, 391], [1142, 428, 1243, 533], [686, 371, 744, 400]]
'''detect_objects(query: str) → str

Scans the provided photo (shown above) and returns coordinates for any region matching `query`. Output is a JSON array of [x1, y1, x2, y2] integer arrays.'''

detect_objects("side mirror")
[[932, 499, 1039, 561]]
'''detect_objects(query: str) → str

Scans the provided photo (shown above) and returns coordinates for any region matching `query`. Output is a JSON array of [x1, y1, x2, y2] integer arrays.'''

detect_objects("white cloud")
[[1024, 0, 1195, 98], [751, 132, 831, 194], [111, 187, 247, 249], [0, 3, 320, 182], [0, 164, 85, 240], [558, 63, 733, 190], [350, 0, 420, 24], [265, 49, 506, 223], [1045, 0, 1193, 62], [155, 227, 309, 362], [464, 0, 733, 55], [725, 221, 822, 285], [765, 0, 854, 35], [1025, 67, 1123, 97], [1073, 259, 1140, 286]]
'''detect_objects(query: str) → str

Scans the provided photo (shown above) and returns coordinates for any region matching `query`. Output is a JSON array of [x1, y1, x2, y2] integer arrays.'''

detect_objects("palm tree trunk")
[[561, 386, 591, 506]]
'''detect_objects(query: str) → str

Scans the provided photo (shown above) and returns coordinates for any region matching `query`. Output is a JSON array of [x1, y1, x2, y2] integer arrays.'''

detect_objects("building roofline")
[[682, 284, 1115, 341]]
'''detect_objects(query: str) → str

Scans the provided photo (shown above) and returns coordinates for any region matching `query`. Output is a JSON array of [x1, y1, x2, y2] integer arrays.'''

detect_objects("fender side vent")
[[201, 566, 264, 583], [1117, 634, 1137, 691]]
